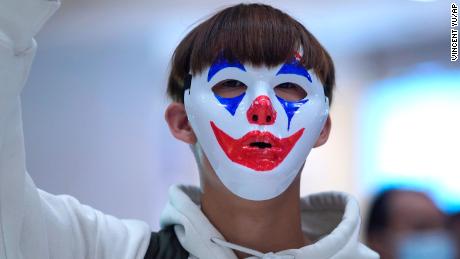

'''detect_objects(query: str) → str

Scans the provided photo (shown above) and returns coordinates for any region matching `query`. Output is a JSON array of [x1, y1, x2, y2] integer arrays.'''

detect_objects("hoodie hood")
[[159, 185, 378, 259]]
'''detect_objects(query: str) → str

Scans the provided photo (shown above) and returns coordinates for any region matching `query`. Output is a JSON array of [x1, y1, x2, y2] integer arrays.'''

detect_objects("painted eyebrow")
[[207, 56, 246, 82], [276, 59, 312, 83]]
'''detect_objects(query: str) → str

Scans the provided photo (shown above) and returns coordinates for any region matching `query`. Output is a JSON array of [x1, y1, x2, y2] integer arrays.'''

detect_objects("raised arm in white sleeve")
[[0, 1, 151, 258]]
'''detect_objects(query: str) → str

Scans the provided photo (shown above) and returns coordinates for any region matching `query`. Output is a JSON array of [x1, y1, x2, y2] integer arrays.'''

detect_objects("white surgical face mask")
[[184, 55, 329, 200], [396, 230, 457, 259]]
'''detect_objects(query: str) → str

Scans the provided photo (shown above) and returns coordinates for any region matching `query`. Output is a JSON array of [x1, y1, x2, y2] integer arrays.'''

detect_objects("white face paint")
[[184, 55, 329, 200]]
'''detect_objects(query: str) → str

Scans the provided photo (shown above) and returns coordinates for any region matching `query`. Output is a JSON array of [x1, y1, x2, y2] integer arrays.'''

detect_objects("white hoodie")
[[0, 1, 150, 258], [0, 1, 379, 258], [161, 185, 378, 259]]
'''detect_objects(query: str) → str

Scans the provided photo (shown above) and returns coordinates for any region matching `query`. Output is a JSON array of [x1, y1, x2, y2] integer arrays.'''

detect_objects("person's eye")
[[212, 79, 247, 98], [274, 82, 307, 101]]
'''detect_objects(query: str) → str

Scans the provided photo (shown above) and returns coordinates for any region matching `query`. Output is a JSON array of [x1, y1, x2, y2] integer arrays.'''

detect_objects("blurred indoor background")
[[22, 0, 459, 229]]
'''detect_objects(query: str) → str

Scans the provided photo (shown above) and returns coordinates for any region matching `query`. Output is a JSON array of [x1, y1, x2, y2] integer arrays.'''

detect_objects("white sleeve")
[[0, 1, 151, 258]]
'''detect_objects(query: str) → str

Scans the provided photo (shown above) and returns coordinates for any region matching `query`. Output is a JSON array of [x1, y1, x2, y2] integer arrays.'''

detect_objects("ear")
[[165, 102, 197, 144], [313, 115, 331, 148]]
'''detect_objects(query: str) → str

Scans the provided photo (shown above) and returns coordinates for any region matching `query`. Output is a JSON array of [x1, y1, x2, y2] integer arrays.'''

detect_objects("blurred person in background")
[[365, 188, 458, 259], [448, 212, 460, 259]]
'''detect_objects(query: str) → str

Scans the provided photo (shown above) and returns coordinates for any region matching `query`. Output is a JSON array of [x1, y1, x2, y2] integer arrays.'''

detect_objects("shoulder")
[[144, 226, 189, 259], [299, 192, 379, 258]]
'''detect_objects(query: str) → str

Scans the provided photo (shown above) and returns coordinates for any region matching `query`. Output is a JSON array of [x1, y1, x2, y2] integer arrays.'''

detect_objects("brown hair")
[[167, 3, 335, 104]]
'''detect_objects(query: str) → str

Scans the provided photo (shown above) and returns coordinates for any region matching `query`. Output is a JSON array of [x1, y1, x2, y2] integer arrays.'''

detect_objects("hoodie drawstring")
[[210, 237, 294, 259]]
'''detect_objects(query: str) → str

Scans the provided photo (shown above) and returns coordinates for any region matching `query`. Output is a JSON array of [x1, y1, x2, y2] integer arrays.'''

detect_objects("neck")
[[201, 175, 310, 258]]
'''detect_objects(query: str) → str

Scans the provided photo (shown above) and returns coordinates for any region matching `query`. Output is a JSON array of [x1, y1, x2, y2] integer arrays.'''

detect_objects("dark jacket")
[[144, 226, 189, 259]]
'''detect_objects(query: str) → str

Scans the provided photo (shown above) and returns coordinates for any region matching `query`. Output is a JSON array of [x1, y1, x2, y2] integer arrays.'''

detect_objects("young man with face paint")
[[0, 1, 378, 259]]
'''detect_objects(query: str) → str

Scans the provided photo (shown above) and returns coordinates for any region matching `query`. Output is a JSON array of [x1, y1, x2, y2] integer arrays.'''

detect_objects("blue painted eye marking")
[[276, 59, 312, 83], [214, 92, 246, 116], [276, 96, 309, 130], [208, 55, 246, 82]]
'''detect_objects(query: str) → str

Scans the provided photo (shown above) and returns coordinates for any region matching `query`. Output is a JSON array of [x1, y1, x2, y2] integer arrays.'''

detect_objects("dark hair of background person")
[[365, 189, 396, 238]]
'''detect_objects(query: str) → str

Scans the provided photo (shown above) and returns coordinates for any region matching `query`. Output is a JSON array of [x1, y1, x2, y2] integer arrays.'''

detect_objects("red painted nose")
[[246, 95, 277, 125]]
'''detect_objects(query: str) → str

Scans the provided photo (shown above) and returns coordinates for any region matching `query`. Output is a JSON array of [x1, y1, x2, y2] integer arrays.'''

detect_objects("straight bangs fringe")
[[168, 4, 335, 104]]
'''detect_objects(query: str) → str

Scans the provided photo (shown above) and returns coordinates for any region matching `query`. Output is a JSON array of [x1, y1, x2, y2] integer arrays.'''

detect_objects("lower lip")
[[210, 121, 305, 171], [241, 146, 283, 170]]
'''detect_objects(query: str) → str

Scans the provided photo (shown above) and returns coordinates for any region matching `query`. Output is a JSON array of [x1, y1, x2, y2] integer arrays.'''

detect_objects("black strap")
[[144, 226, 189, 259]]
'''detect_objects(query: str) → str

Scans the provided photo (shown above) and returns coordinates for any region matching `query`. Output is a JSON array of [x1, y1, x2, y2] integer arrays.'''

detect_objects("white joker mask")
[[184, 54, 329, 201]]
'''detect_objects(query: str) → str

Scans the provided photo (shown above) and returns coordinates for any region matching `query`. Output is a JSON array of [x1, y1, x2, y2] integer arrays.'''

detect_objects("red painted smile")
[[210, 121, 305, 171]]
